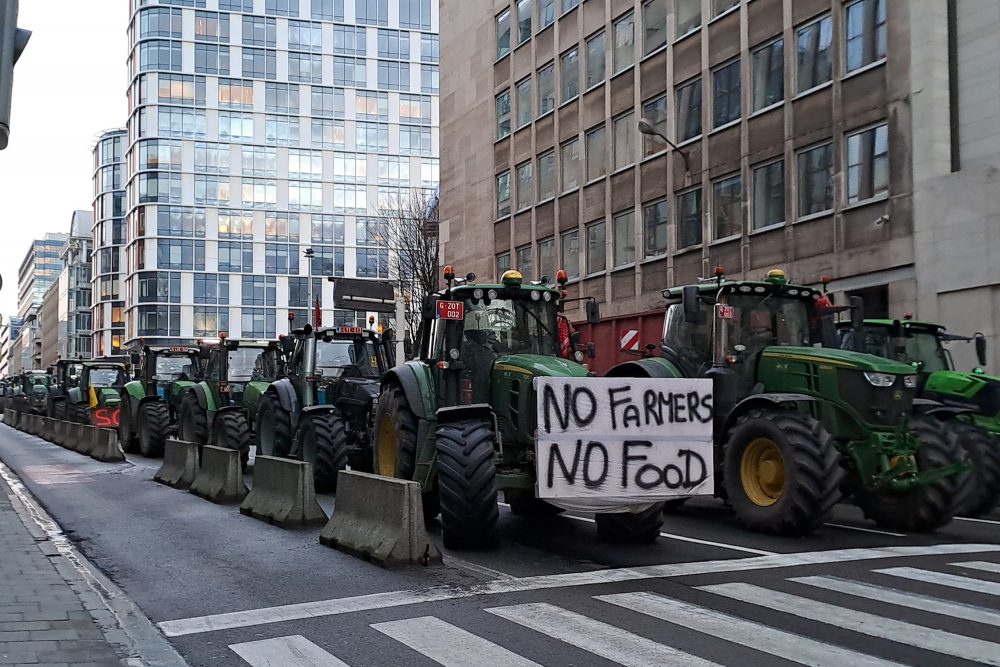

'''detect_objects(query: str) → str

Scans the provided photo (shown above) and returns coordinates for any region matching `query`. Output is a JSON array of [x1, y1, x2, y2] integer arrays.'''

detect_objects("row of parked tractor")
[[1, 266, 999, 553]]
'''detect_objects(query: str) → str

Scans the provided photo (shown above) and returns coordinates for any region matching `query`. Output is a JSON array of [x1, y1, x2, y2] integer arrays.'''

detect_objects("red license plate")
[[437, 300, 464, 320], [718, 305, 736, 320]]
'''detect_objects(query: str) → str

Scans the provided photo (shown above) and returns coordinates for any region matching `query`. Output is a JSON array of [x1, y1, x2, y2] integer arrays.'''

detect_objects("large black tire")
[[436, 418, 499, 550], [296, 412, 348, 492], [505, 492, 565, 517], [373, 384, 438, 518], [53, 399, 67, 421], [595, 504, 665, 543], [854, 416, 964, 532], [215, 410, 253, 471], [178, 393, 208, 445], [255, 393, 292, 457], [118, 396, 139, 453], [951, 422, 1000, 517], [138, 401, 169, 458], [70, 402, 89, 425], [722, 409, 842, 536]]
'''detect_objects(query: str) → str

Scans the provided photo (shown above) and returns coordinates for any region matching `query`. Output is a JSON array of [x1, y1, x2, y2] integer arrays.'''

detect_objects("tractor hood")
[[92, 387, 122, 406], [924, 369, 1000, 419], [762, 346, 917, 374], [493, 354, 591, 379]]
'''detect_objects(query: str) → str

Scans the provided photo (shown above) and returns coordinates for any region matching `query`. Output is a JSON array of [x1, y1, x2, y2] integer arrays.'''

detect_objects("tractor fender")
[[606, 357, 683, 378], [302, 405, 337, 418], [266, 379, 300, 415], [436, 404, 497, 430], [67, 388, 82, 405], [382, 362, 435, 420], [120, 384, 146, 422], [912, 397, 977, 420], [721, 393, 817, 436]]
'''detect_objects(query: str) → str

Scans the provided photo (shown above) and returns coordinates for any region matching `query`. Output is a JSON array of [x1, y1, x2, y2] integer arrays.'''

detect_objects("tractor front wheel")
[[595, 505, 665, 543], [950, 422, 1000, 517], [70, 402, 89, 425], [373, 384, 438, 519], [436, 418, 499, 550], [722, 409, 842, 536], [138, 401, 169, 458], [297, 413, 348, 492], [854, 416, 964, 532], [178, 394, 208, 445], [53, 399, 67, 422], [118, 397, 138, 452], [216, 410, 253, 471], [256, 394, 292, 457]]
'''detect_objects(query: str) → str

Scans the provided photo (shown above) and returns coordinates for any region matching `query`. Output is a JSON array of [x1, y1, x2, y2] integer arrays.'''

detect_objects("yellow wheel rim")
[[376, 410, 398, 477], [740, 437, 785, 507]]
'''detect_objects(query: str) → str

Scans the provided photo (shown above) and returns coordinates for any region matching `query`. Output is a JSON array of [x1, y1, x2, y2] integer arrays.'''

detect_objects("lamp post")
[[303, 247, 315, 326], [637, 117, 691, 174]]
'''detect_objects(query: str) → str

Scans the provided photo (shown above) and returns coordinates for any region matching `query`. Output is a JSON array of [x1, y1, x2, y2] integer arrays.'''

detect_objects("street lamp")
[[637, 117, 691, 174]]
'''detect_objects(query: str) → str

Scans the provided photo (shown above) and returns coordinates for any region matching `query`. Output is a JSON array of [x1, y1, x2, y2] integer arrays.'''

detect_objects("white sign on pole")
[[534, 377, 714, 503]]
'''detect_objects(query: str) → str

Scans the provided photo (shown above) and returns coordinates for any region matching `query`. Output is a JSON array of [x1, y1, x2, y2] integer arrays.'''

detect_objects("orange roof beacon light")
[[368, 315, 376, 327], [288, 311, 295, 321], [219, 331, 228, 340], [714, 264, 726, 277], [903, 313, 914, 321], [443, 265, 455, 282], [556, 269, 569, 286]]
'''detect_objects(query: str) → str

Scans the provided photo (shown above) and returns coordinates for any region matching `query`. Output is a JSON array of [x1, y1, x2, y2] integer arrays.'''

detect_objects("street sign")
[[436, 300, 464, 320]]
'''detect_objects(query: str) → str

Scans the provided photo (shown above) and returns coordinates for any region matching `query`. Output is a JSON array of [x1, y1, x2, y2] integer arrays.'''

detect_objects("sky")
[[0, 1, 124, 318]]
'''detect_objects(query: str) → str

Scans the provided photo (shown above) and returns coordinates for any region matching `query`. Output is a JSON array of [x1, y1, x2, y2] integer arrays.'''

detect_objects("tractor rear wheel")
[[118, 397, 138, 453], [595, 505, 665, 543], [216, 410, 252, 471], [373, 384, 438, 519], [70, 402, 89, 425], [854, 416, 963, 532], [951, 422, 1000, 517], [722, 409, 842, 536], [138, 401, 169, 458], [297, 413, 348, 492], [178, 394, 208, 445], [256, 394, 292, 458], [435, 418, 499, 550], [53, 399, 66, 421]]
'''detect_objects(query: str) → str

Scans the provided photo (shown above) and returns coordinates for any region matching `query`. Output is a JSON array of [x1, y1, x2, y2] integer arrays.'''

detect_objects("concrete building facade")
[[34, 213, 92, 369], [17, 233, 70, 320]]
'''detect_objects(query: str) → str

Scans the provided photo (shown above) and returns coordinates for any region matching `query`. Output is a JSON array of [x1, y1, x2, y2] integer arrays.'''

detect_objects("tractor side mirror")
[[421, 295, 437, 320], [682, 286, 701, 324], [975, 333, 988, 368], [585, 300, 601, 325], [849, 296, 865, 334]]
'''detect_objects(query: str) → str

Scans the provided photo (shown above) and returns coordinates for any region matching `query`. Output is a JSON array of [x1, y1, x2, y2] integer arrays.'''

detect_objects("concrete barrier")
[[68, 422, 95, 455], [41, 417, 56, 442], [190, 445, 247, 503], [51, 419, 68, 447], [25, 414, 39, 435], [91, 428, 125, 463], [239, 456, 327, 528], [154, 439, 201, 489], [319, 471, 442, 567]]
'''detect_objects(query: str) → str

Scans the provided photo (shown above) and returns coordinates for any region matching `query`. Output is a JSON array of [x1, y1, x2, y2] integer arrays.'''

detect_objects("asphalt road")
[[1, 422, 999, 667]]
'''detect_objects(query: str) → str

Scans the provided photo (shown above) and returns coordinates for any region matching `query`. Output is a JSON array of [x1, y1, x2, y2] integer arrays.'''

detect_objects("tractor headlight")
[[903, 375, 918, 389], [863, 372, 896, 387], [530, 290, 541, 301], [487, 289, 498, 300], [473, 288, 484, 300], [574, 351, 585, 363], [448, 348, 460, 360], [542, 291, 552, 302]]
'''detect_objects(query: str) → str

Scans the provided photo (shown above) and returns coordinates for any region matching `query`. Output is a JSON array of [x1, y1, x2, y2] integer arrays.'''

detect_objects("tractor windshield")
[[25, 375, 50, 387], [904, 332, 951, 372], [89, 368, 125, 386], [315, 340, 379, 378], [227, 348, 270, 382], [462, 297, 558, 357], [725, 295, 813, 350], [154, 356, 194, 381]]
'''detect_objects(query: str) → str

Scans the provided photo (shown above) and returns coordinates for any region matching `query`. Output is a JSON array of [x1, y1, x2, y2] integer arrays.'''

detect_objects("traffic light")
[[0, 0, 31, 150]]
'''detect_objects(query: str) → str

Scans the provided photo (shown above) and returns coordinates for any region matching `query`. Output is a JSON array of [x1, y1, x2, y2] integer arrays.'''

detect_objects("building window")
[[752, 160, 785, 230], [355, 0, 388, 26], [377, 155, 407, 183], [356, 91, 389, 120], [399, 0, 432, 30], [193, 307, 229, 337], [242, 47, 276, 79], [400, 94, 432, 124], [312, 215, 345, 244], [496, 253, 510, 278], [355, 121, 389, 152], [676, 0, 701, 37], [612, 12, 635, 73], [586, 221, 606, 275], [561, 138, 580, 192], [643, 0, 667, 55], [538, 63, 555, 115], [713, 0, 738, 16], [265, 0, 299, 17], [516, 78, 533, 128], [357, 249, 389, 278], [497, 171, 511, 218], [218, 241, 253, 272], [333, 56, 366, 86], [538, 151, 556, 201], [421, 34, 439, 63], [531, 239, 552, 281], [421, 65, 439, 94], [713, 175, 742, 240], [496, 90, 511, 139], [218, 78, 254, 109], [376, 60, 410, 91], [242, 276, 277, 306], [138, 40, 183, 72], [676, 77, 702, 141], [585, 125, 606, 181], [561, 230, 579, 279], [641, 95, 669, 156], [515, 245, 533, 279], [241, 178, 278, 208], [751, 38, 784, 112], [242, 15, 276, 47], [218, 210, 254, 238], [194, 175, 230, 206], [643, 200, 669, 258], [311, 119, 345, 148], [845, 0, 886, 73], [613, 210, 635, 267], [713, 60, 740, 128], [560, 48, 579, 103], [497, 9, 511, 58], [846, 123, 889, 204], [516, 161, 533, 211], [797, 142, 834, 216], [137, 8, 182, 39], [289, 52, 323, 83], [265, 114, 300, 146], [312, 87, 344, 118], [585, 31, 605, 89], [333, 25, 366, 54], [399, 125, 432, 156], [676, 187, 703, 248], [194, 11, 230, 42], [613, 112, 635, 170], [539, 0, 555, 29], [242, 308, 276, 338], [289, 20, 322, 51], [517, 0, 532, 45], [796, 15, 832, 93], [265, 82, 300, 114], [333, 152, 366, 182], [312, 0, 343, 20]]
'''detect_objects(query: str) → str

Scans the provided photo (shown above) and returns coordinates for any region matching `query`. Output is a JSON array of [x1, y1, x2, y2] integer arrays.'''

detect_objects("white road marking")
[[156, 543, 1000, 637], [823, 522, 906, 537], [702, 582, 1000, 665], [372, 616, 541, 667], [486, 602, 720, 667], [229, 635, 349, 667], [951, 560, 1000, 575], [876, 566, 1000, 596], [598, 591, 903, 667], [792, 576, 1000, 627], [955, 516, 1000, 526], [20, 464, 94, 485]]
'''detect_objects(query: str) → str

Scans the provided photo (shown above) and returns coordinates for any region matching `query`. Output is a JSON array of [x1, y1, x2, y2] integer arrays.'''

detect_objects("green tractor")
[[47, 360, 84, 420], [607, 268, 969, 535], [64, 361, 128, 426], [371, 268, 668, 550], [841, 318, 1000, 516], [118, 346, 205, 457], [177, 336, 284, 467], [14, 371, 52, 415], [255, 324, 392, 491]]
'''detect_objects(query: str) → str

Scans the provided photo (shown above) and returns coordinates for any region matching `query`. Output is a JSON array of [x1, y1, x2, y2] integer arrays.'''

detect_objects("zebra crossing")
[[228, 558, 1000, 666]]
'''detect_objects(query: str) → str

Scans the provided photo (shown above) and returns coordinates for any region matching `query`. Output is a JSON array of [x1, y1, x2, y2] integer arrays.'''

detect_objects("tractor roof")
[[863, 319, 945, 333], [664, 279, 823, 302], [439, 282, 559, 298]]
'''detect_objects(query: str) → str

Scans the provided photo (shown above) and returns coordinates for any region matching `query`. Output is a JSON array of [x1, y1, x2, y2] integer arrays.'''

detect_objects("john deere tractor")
[[119, 346, 204, 457], [256, 324, 391, 491], [47, 360, 84, 419], [177, 337, 284, 467], [65, 362, 128, 426], [607, 269, 968, 535], [14, 371, 52, 415], [842, 318, 1000, 516]]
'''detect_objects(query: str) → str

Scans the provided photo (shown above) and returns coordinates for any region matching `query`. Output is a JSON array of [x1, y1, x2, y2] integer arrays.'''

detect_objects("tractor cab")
[[203, 337, 283, 408], [844, 319, 988, 375], [19, 371, 51, 414], [71, 362, 127, 426], [141, 346, 204, 397]]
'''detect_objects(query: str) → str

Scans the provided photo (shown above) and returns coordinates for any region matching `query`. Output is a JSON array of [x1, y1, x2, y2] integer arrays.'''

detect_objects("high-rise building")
[[124, 0, 440, 346], [17, 233, 70, 319], [92, 129, 128, 357], [35, 212, 92, 368]]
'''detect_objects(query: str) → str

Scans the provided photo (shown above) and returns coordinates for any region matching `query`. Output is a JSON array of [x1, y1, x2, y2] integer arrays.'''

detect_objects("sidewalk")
[[0, 474, 124, 666]]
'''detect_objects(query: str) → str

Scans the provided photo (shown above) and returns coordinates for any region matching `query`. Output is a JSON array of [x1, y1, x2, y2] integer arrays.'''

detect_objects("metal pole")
[[395, 294, 406, 362], [303, 247, 314, 327]]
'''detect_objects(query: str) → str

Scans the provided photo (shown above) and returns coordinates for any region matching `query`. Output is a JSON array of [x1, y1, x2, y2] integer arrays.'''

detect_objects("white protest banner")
[[534, 377, 714, 503]]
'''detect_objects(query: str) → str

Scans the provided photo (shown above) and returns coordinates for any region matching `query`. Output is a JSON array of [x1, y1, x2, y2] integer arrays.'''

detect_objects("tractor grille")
[[838, 371, 917, 427]]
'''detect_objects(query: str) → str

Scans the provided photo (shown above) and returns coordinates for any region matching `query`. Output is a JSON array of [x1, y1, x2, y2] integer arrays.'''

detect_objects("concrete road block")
[[52, 419, 69, 447], [26, 414, 39, 435], [91, 428, 125, 463], [319, 471, 442, 567], [68, 423, 95, 455], [155, 439, 201, 489], [190, 445, 247, 503], [240, 456, 327, 528], [41, 417, 56, 442]]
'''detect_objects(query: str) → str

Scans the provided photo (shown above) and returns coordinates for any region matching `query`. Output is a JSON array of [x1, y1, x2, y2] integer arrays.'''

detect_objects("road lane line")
[[951, 560, 1000, 575], [876, 566, 1000, 595], [486, 602, 720, 667], [701, 582, 1000, 665], [792, 576, 1000, 626], [156, 544, 1000, 637], [955, 516, 1000, 526], [598, 591, 903, 667], [823, 523, 906, 537], [372, 616, 542, 667], [229, 635, 349, 666]]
